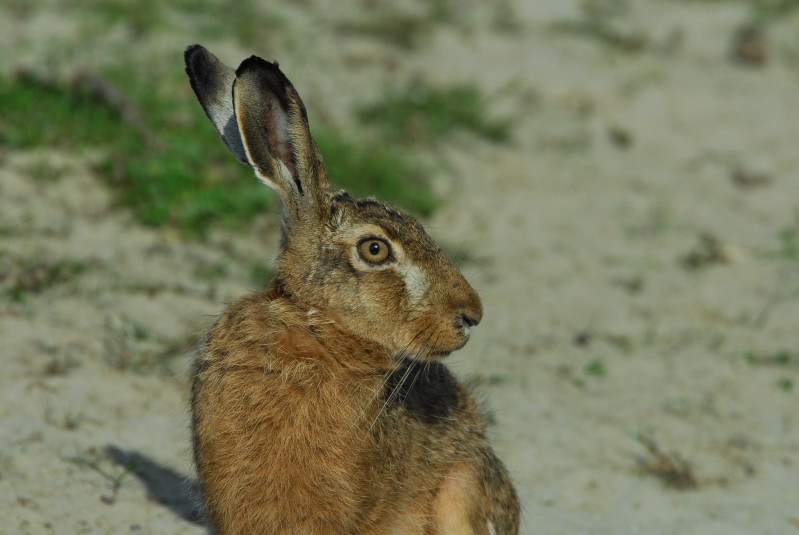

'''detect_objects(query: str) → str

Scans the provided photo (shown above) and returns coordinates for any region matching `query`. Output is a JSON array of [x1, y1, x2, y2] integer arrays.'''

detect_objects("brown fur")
[[185, 45, 519, 534]]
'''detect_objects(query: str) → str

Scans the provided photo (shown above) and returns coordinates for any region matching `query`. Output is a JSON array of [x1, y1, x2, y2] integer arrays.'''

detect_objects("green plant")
[[194, 260, 230, 281], [64, 448, 135, 503], [336, 1, 461, 50], [44, 403, 87, 430], [680, 233, 729, 270], [103, 315, 153, 372], [551, 0, 648, 53], [249, 261, 275, 289], [749, 0, 799, 23], [78, 0, 163, 36], [0, 74, 122, 149], [777, 377, 795, 392], [745, 349, 797, 367], [0, 255, 88, 303], [0, 65, 439, 235], [584, 358, 607, 377], [634, 432, 697, 490], [41, 354, 81, 377], [357, 83, 513, 145], [313, 125, 437, 215], [338, 12, 433, 50], [777, 227, 799, 260]]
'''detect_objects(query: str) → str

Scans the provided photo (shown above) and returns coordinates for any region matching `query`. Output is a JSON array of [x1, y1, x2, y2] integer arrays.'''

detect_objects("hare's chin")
[[422, 337, 471, 360]]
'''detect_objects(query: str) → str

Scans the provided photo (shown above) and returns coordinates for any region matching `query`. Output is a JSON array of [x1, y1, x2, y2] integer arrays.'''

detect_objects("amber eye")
[[359, 239, 390, 263]]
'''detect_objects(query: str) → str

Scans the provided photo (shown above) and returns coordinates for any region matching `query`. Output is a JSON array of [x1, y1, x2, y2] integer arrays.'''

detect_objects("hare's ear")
[[232, 55, 329, 213], [184, 45, 248, 164]]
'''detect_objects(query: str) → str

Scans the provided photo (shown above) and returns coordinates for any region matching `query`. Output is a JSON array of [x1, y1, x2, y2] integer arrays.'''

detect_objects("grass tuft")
[[0, 74, 122, 149], [583, 358, 607, 377], [744, 349, 798, 367], [64, 448, 135, 504], [357, 83, 513, 145], [0, 254, 88, 303], [635, 432, 697, 490], [314, 125, 437, 215], [1, 63, 438, 235]]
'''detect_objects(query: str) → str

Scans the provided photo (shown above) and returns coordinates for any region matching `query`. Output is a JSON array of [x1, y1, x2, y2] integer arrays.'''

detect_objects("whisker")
[[368, 324, 440, 432], [369, 359, 416, 432], [345, 326, 430, 434], [399, 360, 423, 406]]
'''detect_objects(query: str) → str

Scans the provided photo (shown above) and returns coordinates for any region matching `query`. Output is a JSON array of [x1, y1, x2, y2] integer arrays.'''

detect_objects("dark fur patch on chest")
[[384, 359, 459, 424]]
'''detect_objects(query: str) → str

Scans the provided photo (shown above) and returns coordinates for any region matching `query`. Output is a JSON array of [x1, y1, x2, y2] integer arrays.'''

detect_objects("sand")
[[1, 1, 798, 533]]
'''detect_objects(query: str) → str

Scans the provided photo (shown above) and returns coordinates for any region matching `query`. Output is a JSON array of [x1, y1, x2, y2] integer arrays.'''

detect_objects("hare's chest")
[[382, 359, 461, 424]]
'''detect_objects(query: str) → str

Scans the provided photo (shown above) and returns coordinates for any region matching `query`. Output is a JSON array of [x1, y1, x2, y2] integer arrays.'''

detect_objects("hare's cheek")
[[393, 263, 431, 304]]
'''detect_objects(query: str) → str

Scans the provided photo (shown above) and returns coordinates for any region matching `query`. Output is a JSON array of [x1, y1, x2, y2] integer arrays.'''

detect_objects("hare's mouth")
[[396, 318, 473, 361], [412, 336, 469, 360]]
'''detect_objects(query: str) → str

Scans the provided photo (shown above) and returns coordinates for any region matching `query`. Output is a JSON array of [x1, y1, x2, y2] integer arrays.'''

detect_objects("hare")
[[184, 44, 519, 535]]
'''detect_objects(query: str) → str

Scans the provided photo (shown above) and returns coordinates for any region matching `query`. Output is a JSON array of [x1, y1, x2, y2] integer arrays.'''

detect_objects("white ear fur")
[[187, 46, 331, 221], [231, 54, 331, 216], [231, 61, 299, 205], [184, 45, 248, 165]]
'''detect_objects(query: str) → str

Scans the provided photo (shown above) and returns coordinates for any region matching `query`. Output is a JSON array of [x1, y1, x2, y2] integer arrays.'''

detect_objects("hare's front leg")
[[432, 452, 519, 535]]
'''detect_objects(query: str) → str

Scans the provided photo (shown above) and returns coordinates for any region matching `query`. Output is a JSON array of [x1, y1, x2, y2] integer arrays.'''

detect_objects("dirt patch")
[[1, 1, 798, 533]]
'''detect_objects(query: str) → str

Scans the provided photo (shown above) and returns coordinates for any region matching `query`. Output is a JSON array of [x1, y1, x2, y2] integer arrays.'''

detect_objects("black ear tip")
[[235, 55, 282, 78], [184, 44, 205, 66]]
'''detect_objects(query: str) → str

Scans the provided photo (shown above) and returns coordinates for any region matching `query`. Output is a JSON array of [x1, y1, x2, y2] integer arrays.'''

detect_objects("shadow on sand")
[[105, 445, 211, 532]]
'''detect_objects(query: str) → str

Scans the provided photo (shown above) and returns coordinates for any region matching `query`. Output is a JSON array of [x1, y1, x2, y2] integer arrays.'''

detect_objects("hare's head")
[[185, 45, 481, 360]]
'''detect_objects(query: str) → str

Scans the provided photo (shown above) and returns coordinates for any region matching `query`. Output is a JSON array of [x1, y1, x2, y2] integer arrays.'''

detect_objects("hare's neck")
[[265, 276, 396, 373], [264, 276, 291, 301]]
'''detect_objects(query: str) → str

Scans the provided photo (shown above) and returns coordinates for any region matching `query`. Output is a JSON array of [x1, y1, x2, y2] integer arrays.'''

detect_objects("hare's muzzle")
[[439, 277, 483, 353], [460, 310, 481, 330]]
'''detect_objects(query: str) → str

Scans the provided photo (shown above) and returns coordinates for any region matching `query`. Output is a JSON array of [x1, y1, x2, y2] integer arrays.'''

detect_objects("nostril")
[[460, 313, 479, 329]]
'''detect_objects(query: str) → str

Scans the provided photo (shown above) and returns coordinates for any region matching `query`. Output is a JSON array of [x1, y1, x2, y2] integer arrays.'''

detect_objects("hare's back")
[[192, 291, 388, 531]]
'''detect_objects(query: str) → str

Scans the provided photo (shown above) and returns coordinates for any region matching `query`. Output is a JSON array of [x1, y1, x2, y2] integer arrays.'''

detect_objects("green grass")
[[744, 349, 798, 367], [336, 1, 460, 50], [1, 0, 526, 236], [777, 377, 795, 392], [749, 0, 799, 23], [338, 13, 433, 50], [551, 0, 648, 53], [777, 227, 799, 260], [102, 316, 198, 375], [0, 254, 89, 303], [634, 432, 697, 490], [77, 0, 273, 45], [357, 83, 513, 145], [690, 0, 799, 22], [64, 448, 135, 504], [82, 0, 163, 35], [0, 65, 438, 235], [0, 75, 122, 148], [249, 260, 275, 290], [314, 125, 437, 215], [584, 358, 607, 377]]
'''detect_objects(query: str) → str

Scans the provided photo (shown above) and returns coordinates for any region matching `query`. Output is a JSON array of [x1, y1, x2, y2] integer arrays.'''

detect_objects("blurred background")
[[1, 0, 798, 533]]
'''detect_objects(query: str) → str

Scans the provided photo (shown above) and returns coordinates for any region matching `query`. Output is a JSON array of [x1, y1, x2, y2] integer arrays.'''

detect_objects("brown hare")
[[184, 44, 519, 535]]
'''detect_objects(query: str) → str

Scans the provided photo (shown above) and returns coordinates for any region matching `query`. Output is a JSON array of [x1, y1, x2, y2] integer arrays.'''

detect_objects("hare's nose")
[[460, 312, 480, 329], [458, 289, 483, 329]]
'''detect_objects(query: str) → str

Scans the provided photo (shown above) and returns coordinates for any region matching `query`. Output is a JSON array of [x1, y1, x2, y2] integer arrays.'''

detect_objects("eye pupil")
[[359, 238, 391, 263]]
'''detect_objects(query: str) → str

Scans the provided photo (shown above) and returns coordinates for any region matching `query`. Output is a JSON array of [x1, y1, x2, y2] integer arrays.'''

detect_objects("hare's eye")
[[359, 239, 390, 263]]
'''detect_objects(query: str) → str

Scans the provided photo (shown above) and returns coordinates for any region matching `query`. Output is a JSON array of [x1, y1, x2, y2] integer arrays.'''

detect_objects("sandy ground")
[[1, 1, 799, 534]]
